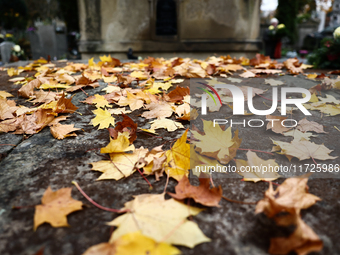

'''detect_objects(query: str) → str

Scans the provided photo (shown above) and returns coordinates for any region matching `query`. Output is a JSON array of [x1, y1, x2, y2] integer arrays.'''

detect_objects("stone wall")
[[77, 0, 261, 58]]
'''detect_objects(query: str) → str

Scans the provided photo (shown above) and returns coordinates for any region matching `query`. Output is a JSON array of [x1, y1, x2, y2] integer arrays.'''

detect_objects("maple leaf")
[[149, 119, 184, 132], [140, 145, 166, 180], [91, 147, 148, 180], [83, 231, 180, 255], [269, 216, 323, 255], [54, 93, 78, 114], [142, 101, 174, 119], [92, 94, 112, 109], [108, 113, 137, 144], [108, 193, 210, 248], [165, 86, 190, 102], [192, 120, 241, 164], [108, 107, 131, 115], [266, 115, 292, 134], [283, 58, 303, 74], [265, 78, 284, 86], [0, 98, 17, 120], [235, 151, 281, 182], [239, 70, 256, 78], [256, 175, 321, 218], [91, 108, 115, 129], [117, 91, 144, 111], [296, 118, 326, 133], [34, 187, 83, 230], [272, 139, 337, 161], [164, 130, 190, 181], [283, 129, 317, 141], [101, 132, 135, 154], [168, 174, 222, 207], [50, 123, 79, 140], [18, 78, 41, 98]]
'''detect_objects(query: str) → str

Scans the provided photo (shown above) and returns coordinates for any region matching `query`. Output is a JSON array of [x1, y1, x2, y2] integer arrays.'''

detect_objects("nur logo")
[[199, 83, 312, 116]]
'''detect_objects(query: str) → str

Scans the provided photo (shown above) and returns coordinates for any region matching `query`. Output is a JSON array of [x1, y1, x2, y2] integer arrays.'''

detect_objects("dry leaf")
[[101, 132, 135, 154], [192, 120, 241, 164], [108, 113, 137, 143], [164, 130, 190, 181], [265, 79, 284, 86], [34, 187, 83, 230], [107, 193, 210, 248], [297, 118, 326, 133], [91, 108, 115, 129], [142, 101, 174, 119], [266, 115, 292, 134], [50, 123, 79, 139], [168, 174, 222, 207], [235, 151, 281, 182], [149, 119, 184, 132], [83, 231, 180, 255]]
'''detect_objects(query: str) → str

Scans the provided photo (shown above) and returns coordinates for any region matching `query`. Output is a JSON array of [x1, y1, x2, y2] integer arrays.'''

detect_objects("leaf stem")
[[136, 167, 153, 189], [72, 181, 129, 213]]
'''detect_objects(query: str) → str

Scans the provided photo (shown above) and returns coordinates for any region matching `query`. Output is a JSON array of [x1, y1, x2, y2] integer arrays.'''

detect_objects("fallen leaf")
[[297, 118, 326, 133], [108, 114, 137, 144], [283, 129, 317, 141], [235, 151, 281, 182], [91, 147, 148, 180], [269, 216, 323, 255], [192, 120, 241, 164], [149, 119, 184, 132], [50, 123, 79, 139], [0, 91, 14, 99], [91, 108, 115, 129], [164, 130, 190, 181], [168, 174, 222, 207], [101, 132, 135, 154], [272, 139, 337, 161], [92, 94, 112, 109], [34, 187, 83, 230], [266, 115, 292, 134], [265, 79, 284, 86], [117, 91, 144, 111], [18, 79, 41, 98], [142, 101, 174, 119], [83, 231, 180, 255], [107, 193, 210, 248]]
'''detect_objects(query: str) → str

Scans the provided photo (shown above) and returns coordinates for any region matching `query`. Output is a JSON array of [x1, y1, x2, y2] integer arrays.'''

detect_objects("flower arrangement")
[[308, 26, 340, 69], [268, 24, 287, 39]]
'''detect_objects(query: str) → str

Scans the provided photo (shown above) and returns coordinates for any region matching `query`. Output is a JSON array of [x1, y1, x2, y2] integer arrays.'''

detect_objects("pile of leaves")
[[0, 53, 339, 255]]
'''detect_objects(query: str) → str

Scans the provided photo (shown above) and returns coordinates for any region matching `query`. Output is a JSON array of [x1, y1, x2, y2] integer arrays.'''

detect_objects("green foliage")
[[308, 37, 340, 69]]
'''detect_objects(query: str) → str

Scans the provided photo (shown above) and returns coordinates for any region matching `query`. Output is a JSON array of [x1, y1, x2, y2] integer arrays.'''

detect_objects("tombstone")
[[156, 0, 177, 36], [28, 23, 68, 60], [0, 41, 15, 64]]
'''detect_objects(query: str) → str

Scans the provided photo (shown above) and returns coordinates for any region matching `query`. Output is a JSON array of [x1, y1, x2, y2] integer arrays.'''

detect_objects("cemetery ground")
[[0, 57, 339, 255]]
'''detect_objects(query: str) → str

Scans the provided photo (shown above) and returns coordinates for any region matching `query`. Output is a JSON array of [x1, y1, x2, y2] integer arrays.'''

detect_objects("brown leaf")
[[55, 93, 78, 114], [297, 118, 326, 133], [266, 115, 292, 134], [269, 216, 323, 255], [256, 175, 321, 218], [50, 123, 79, 140], [168, 174, 222, 207], [283, 58, 304, 74], [166, 86, 190, 102], [108, 113, 137, 144], [18, 79, 41, 98]]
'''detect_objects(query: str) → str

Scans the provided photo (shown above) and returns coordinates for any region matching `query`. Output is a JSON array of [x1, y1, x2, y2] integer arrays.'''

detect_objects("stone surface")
[[0, 62, 339, 255]]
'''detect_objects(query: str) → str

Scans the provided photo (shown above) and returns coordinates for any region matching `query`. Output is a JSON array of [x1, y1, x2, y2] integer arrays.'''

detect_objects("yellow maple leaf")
[[100, 132, 135, 154], [130, 71, 149, 80], [117, 91, 144, 111], [235, 151, 281, 182], [91, 108, 115, 129], [34, 187, 83, 230], [164, 130, 190, 181], [91, 147, 148, 180], [92, 94, 112, 109], [83, 231, 180, 255], [144, 82, 173, 94], [108, 193, 210, 248], [192, 120, 240, 164], [149, 119, 184, 132]]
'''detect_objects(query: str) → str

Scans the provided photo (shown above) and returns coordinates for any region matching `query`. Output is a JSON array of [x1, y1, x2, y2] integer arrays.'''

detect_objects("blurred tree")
[[0, 0, 28, 30], [276, 0, 299, 43]]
